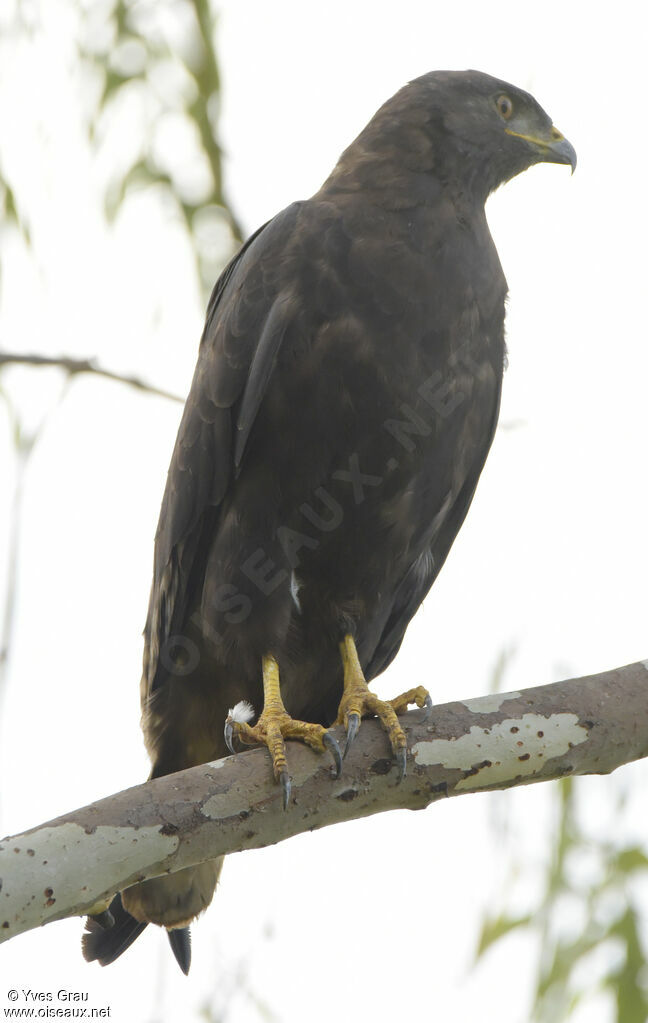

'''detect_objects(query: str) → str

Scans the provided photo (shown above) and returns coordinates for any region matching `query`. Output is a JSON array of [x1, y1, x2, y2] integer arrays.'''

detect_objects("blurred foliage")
[[0, 141, 35, 712], [77, 0, 243, 298], [198, 929, 280, 1023], [476, 769, 648, 1021], [0, 168, 29, 248], [0, 0, 243, 721], [0, 8, 28, 246], [0, 389, 49, 709]]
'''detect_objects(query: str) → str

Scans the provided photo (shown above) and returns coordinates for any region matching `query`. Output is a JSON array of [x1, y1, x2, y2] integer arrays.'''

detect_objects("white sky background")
[[0, 1, 647, 1021]]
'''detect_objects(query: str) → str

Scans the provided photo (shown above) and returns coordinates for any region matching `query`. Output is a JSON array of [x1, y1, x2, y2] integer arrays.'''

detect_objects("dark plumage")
[[83, 69, 575, 970]]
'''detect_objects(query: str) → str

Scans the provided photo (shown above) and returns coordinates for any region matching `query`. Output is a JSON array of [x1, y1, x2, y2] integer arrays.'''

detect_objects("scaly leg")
[[335, 634, 432, 779], [224, 655, 342, 808]]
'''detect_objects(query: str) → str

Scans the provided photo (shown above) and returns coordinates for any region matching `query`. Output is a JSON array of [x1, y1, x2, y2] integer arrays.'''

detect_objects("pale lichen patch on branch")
[[412, 713, 589, 789], [202, 778, 256, 819]]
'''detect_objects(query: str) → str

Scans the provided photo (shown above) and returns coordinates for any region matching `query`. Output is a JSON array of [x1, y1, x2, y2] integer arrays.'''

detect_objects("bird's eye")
[[496, 95, 514, 120]]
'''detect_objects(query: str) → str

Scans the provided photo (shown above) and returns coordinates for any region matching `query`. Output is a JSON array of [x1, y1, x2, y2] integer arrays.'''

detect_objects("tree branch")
[[2, 661, 647, 944], [0, 352, 184, 403]]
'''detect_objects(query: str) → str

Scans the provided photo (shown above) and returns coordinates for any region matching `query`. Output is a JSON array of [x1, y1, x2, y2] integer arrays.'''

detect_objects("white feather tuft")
[[227, 700, 255, 724]]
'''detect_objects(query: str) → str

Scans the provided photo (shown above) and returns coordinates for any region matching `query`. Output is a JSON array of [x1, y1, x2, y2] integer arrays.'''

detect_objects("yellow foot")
[[335, 635, 432, 779], [224, 656, 342, 809]]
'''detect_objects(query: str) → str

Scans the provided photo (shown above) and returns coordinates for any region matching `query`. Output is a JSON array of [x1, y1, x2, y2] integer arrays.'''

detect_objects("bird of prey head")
[[330, 69, 576, 202], [436, 70, 576, 187]]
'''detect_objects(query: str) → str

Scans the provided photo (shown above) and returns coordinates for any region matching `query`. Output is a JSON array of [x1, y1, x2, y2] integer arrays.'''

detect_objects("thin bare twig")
[[0, 352, 184, 403]]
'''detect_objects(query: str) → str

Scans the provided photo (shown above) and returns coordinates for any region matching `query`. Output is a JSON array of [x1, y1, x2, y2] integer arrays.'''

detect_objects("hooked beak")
[[506, 125, 577, 173]]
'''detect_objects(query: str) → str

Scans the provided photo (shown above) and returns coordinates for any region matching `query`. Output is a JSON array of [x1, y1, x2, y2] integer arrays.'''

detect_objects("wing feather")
[[234, 289, 297, 469], [143, 203, 303, 695]]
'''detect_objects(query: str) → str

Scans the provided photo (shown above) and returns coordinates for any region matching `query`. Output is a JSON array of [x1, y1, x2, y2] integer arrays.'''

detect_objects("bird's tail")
[[82, 859, 222, 973], [82, 893, 148, 967]]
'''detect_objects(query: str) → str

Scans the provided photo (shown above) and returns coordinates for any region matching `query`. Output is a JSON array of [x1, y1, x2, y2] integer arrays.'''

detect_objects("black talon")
[[396, 748, 407, 782], [168, 926, 191, 975], [344, 712, 360, 756], [224, 720, 236, 755], [280, 770, 292, 810], [89, 909, 115, 930], [323, 731, 342, 777], [420, 694, 433, 723]]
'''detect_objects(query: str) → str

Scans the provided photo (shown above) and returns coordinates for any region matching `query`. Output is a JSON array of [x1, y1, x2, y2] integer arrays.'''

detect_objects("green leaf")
[[613, 847, 648, 876], [607, 908, 648, 1023], [475, 912, 532, 959]]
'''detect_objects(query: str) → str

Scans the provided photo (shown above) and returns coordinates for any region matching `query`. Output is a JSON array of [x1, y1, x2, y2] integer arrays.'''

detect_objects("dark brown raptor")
[[83, 69, 575, 973]]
